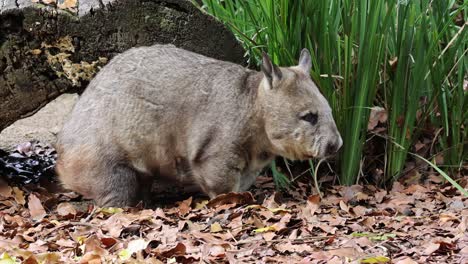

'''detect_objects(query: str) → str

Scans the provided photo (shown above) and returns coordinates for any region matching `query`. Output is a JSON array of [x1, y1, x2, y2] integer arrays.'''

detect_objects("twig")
[[84, 206, 98, 222], [235, 235, 331, 245], [313, 159, 326, 198], [227, 230, 238, 244], [41, 221, 97, 237], [70, 222, 97, 228]]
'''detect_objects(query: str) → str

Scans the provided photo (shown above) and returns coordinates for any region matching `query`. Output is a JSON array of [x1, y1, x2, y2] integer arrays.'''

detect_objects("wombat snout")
[[325, 137, 343, 156]]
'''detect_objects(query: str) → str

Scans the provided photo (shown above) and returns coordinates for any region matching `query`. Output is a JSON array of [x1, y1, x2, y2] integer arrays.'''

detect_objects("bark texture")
[[0, 0, 245, 131]]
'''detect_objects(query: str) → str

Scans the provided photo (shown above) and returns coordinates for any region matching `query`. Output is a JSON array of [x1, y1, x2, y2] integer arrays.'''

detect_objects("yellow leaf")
[[194, 200, 208, 210], [371, 234, 396, 241], [0, 253, 18, 264], [351, 232, 396, 241], [253, 225, 277, 233], [99, 207, 123, 214], [118, 249, 131, 261], [360, 256, 391, 263], [76, 236, 86, 245], [210, 222, 223, 233]]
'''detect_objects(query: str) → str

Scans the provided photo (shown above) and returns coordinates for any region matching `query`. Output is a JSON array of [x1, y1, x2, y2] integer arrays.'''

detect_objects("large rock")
[[0, 0, 245, 132], [0, 93, 78, 150]]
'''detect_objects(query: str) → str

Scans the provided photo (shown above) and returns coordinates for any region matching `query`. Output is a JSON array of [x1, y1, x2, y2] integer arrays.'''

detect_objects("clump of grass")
[[385, 1, 467, 182], [196, 0, 467, 187]]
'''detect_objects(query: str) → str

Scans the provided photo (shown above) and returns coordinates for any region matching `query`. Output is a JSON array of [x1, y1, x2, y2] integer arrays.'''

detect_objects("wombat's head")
[[258, 49, 342, 160]]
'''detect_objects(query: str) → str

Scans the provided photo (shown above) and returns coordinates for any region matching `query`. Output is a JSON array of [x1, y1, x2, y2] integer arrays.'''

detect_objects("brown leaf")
[[262, 231, 276, 241], [189, 230, 227, 244], [102, 212, 136, 237], [327, 247, 360, 258], [209, 244, 228, 257], [414, 141, 426, 152], [423, 242, 438, 256], [84, 235, 108, 256], [177, 197, 192, 217], [56, 238, 76, 248], [339, 200, 349, 213], [403, 184, 428, 194], [275, 242, 314, 254], [460, 246, 468, 254], [154, 243, 186, 258], [301, 194, 320, 218], [79, 253, 101, 264], [422, 241, 457, 256], [351, 205, 368, 216], [100, 237, 117, 248], [395, 257, 418, 264], [354, 237, 373, 247], [125, 238, 148, 256], [28, 240, 49, 252], [56, 202, 77, 217], [207, 192, 255, 208], [375, 190, 387, 203], [13, 187, 26, 205], [439, 213, 459, 224], [23, 256, 39, 264], [227, 214, 243, 237], [435, 241, 456, 254], [154, 208, 174, 223], [262, 192, 281, 208], [355, 192, 370, 201], [308, 194, 320, 204], [368, 106, 388, 131], [0, 185, 12, 198], [34, 252, 61, 263], [28, 193, 46, 221], [340, 185, 364, 202]]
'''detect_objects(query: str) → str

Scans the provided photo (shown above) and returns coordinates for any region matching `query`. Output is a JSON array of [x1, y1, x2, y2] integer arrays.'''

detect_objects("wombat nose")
[[325, 142, 339, 156]]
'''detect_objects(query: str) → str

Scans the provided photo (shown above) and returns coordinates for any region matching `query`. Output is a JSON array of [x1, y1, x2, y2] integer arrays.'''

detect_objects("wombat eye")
[[301, 112, 318, 125]]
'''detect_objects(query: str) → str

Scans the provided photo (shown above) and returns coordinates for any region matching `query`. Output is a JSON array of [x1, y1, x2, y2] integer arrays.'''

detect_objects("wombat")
[[56, 44, 342, 207]]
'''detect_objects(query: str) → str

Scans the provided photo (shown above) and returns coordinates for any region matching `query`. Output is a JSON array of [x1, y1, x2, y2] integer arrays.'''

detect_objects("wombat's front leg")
[[191, 156, 245, 199], [94, 164, 147, 207]]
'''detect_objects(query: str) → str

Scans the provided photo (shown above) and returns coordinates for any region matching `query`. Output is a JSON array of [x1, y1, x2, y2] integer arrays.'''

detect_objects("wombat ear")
[[298, 48, 312, 73], [261, 52, 282, 89]]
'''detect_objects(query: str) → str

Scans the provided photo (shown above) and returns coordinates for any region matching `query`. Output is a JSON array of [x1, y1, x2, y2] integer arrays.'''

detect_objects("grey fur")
[[56, 44, 342, 207]]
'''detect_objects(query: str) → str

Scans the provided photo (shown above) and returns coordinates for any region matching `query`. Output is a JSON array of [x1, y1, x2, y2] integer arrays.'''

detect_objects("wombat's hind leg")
[[95, 164, 142, 208]]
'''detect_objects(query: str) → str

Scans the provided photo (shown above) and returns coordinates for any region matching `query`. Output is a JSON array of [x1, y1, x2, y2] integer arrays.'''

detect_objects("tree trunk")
[[0, 0, 245, 131]]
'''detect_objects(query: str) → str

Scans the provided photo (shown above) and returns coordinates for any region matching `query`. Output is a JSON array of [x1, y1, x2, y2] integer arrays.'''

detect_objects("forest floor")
[[0, 169, 467, 263]]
